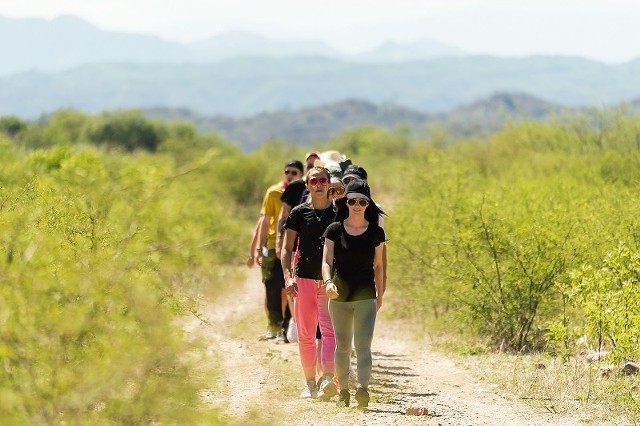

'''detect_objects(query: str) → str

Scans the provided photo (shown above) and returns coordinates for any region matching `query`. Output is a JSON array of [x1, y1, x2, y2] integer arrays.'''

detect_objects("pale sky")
[[2, 0, 639, 63]]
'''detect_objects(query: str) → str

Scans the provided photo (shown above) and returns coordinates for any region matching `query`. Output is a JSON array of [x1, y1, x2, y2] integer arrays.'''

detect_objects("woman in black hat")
[[321, 179, 386, 409]]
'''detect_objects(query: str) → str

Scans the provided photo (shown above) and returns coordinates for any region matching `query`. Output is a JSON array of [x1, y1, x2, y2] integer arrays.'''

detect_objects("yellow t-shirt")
[[260, 181, 285, 249]]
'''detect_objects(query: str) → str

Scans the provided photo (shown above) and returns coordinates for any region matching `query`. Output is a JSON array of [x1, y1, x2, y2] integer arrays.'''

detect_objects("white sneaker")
[[259, 327, 277, 341], [300, 379, 318, 398], [317, 375, 337, 400]]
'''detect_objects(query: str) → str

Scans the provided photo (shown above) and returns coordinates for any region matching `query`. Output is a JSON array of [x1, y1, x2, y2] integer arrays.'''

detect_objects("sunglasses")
[[284, 169, 299, 176], [342, 176, 358, 185], [347, 198, 369, 207], [329, 186, 346, 196], [308, 177, 329, 186]]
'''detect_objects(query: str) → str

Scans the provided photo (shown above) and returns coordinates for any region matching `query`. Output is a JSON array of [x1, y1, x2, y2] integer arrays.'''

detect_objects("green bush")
[[0, 116, 28, 138], [0, 145, 243, 423], [83, 111, 164, 152], [561, 244, 640, 362], [389, 114, 640, 352]]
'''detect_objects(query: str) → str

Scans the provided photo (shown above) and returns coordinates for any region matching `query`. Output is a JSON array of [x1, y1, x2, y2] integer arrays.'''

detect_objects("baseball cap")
[[342, 164, 368, 181]]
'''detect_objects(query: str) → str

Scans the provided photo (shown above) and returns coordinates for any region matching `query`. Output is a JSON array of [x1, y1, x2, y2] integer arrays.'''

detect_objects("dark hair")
[[334, 190, 385, 224], [305, 166, 330, 181], [285, 159, 304, 173]]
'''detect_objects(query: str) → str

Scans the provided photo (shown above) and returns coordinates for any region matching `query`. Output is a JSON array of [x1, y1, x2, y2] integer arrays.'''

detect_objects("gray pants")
[[329, 298, 377, 391]]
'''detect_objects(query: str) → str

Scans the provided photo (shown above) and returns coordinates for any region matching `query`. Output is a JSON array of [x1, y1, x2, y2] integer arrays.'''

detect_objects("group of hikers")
[[246, 150, 386, 409]]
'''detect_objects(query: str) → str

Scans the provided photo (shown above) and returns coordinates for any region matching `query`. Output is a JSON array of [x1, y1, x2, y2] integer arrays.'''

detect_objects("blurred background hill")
[[2, 14, 640, 149]]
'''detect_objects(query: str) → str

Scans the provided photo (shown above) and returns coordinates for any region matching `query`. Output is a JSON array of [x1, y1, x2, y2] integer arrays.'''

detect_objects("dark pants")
[[261, 249, 291, 331]]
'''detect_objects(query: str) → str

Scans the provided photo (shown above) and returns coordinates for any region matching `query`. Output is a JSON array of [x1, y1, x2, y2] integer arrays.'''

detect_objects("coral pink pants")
[[294, 277, 335, 380]]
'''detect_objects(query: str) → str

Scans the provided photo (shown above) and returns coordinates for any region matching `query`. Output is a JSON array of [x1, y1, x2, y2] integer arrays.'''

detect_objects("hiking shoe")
[[259, 328, 277, 341], [300, 379, 318, 398], [274, 330, 289, 344], [355, 387, 370, 409], [317, 375, 337, 401], [336, 389, 350, 407]]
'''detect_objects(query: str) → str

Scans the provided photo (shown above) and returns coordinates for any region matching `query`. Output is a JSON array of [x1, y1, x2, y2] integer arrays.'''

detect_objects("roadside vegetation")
[[2, 108, 640, 422]]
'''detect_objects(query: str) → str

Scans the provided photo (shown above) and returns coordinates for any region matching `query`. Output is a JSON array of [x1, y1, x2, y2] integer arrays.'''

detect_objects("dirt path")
[[186, 267, 585, 425]]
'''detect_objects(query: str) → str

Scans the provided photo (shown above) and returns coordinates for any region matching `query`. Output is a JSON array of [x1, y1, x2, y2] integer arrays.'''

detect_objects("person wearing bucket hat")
[[321, 179, 386, 409], [340, 166, 386, 290]]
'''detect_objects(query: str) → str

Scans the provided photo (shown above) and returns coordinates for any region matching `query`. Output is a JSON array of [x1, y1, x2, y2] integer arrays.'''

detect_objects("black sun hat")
[[344, 179, 371, 200]]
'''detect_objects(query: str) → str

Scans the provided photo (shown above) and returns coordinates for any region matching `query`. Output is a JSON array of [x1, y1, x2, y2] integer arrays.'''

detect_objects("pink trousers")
[[294, 277, 335, 380]]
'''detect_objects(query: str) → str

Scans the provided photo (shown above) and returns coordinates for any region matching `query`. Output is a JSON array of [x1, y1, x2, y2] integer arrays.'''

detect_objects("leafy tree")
[[0, 115, 28, 138], [84, 111, 163, 152]]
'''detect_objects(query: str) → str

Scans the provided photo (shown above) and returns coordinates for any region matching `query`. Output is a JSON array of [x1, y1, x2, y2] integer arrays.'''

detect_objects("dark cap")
[[285, 160, 304, 172], [345, 179, 371, 200], [342, 164, 367, 181]]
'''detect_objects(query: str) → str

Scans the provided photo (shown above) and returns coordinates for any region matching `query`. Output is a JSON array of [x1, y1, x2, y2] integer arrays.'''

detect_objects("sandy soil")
[[185, 267, 587, 426]]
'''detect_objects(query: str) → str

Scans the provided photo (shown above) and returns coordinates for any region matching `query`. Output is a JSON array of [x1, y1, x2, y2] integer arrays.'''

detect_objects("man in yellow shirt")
[[254, 160, 304, 340]]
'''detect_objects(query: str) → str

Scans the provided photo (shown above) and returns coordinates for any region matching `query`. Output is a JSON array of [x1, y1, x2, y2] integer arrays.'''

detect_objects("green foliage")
[[564, 244, 640, 362], [84, 110, 164, 152], [6, 104, 640, 419], [0, 144, 242, 423], [43, 109, 89, 146], [390, 113, 640, 352], [448, 185, 579, 350], [0, 116, 27, 138], [329, 126, 411, 160]]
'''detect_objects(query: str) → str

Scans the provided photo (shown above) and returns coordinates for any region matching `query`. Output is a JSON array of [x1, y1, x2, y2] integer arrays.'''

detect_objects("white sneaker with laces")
[[317, 375, 337, 400], [300, 379, 318, 398]]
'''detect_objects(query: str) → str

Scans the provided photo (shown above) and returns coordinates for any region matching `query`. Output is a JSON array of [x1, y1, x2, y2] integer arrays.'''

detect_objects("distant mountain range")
[[1, 14, 640, 127], [0, 15, 464, 76], [144, 93, 640, 150], [1, 55, 640, 119]]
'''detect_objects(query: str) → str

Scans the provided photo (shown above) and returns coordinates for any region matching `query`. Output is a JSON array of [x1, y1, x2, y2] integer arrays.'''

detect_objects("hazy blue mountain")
[[147, 99, 429, 149], [354, 39, 465, 62], [0, 15, 190, 75], [0, 15, 466, 76], [436, 92, 572, 136], [2, 55, 640, 119], [142, 93, 570, 149], [189, 31, 340, 60]]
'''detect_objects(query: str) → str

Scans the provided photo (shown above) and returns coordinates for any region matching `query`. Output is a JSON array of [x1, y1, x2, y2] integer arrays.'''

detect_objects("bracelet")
[[324, 279, 334, 286]]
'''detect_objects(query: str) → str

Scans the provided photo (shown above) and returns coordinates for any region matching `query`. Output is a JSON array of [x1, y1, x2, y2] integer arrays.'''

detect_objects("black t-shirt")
[[284, 203, 336, 279], [281, 179, 306, 207], [323, 221, 386, 302]]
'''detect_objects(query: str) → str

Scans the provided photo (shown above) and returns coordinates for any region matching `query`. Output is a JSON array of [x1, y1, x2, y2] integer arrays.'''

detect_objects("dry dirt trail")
[[186, 267, 586, 426]]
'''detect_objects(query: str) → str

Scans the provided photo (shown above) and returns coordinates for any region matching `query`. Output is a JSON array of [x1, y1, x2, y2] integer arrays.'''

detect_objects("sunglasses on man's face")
[[284, 169, 299, 176], [308, 177, 329, 186], [329, 186, 345, 196], [342, 176, 358, 185], [347, 198, 369, 207]]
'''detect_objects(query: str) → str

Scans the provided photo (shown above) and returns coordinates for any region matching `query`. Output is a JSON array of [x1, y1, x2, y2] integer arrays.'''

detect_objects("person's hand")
[[285, 277, 298, 298], [245, 256, 255, 268], [325, 281, 339, 300], [256, 252, 264, 266], [376, 296, 383, 312]]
